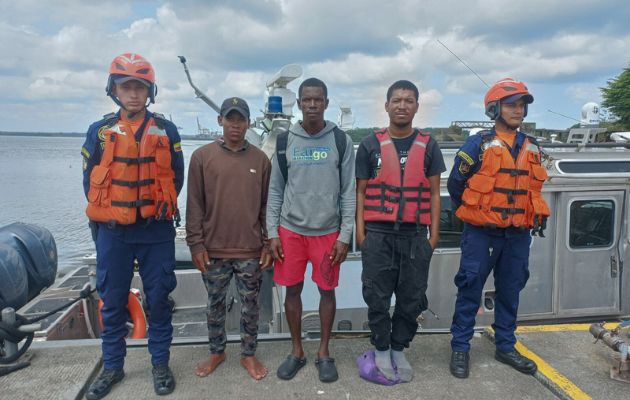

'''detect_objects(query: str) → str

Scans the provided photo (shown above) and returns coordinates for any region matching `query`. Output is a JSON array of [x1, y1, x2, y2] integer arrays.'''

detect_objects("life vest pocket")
[[528, 150, 541, 164], [462, 174, 495, 208], [530, 164, 548, 192], [530, 192, 551, 217], [155, 140, 171, 167], [141, 141, 177, 220], [157, 177, 176, 219], [88, 165, 111, 206]]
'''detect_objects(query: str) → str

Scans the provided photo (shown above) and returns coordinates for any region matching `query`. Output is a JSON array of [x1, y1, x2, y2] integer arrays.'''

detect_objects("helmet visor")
[[502, 93, 533, 104], [113, 76, 151, 88]]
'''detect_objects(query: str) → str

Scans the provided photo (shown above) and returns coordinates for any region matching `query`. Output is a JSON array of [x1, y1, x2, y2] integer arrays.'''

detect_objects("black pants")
[[361, 230, 433, 351]]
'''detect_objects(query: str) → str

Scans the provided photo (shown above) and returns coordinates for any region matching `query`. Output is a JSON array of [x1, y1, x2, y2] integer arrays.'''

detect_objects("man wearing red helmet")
[[81, 53, 184, 399], [447, 78, 550, 379]]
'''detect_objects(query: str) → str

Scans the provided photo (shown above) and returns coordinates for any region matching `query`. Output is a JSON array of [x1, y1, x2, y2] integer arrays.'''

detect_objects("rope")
[[0, 314, 34, 364]]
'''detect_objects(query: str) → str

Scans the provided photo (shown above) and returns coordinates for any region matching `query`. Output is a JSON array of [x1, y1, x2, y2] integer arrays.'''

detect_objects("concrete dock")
[[1, 323, 628, 399]]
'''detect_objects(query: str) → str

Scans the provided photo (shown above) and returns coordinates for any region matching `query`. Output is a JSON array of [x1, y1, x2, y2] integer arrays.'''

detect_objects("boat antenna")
[[547, 109, 580, 122], [436, 39, 489, 88], [178, 56, 221, 114]]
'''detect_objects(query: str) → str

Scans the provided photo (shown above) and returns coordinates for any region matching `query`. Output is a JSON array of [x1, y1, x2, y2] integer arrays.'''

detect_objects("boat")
[[2, 57, 630, 397], [19, 143, 630, 337], [8, 57, 630, 341]]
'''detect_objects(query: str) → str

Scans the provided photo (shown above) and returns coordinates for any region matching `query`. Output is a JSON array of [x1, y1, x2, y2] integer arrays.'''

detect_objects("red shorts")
[[273, 226, 340, 290]]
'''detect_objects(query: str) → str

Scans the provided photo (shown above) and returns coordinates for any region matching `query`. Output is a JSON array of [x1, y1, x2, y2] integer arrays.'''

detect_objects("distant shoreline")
[[0, 131, 84, 138], [0, 131, 211, 140]]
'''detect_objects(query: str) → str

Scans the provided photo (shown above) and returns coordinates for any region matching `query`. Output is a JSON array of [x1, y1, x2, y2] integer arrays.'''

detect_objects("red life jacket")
[[455, 134, 551, 229], [86, 116, 178, 225], [364, 129, 431, 226]]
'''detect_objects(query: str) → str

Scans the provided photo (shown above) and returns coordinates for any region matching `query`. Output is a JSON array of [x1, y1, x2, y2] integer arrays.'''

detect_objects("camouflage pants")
[[202, 258, 262, 356]]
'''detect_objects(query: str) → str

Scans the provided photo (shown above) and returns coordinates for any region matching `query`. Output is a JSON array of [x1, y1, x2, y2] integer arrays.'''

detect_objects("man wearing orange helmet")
[[447, 78, 550, 379], [81, 53, 184, 399]]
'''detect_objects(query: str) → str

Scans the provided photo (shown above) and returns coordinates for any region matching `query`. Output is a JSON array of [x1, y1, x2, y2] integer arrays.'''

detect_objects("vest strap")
[[498, 168, 528, 177], [490, 206, 525, 220], [111, 199, 154, 208], [364, 205, 394, 213], [366, 184, 430, 193], [366, 194, 430, 202], [113, 156, 155, 164], [493, 187, 528, 204], [112, 178, 155, 188]]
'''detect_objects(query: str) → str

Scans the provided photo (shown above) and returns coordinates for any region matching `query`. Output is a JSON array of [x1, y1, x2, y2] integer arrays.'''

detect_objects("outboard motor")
[[0, 243, 28, 310], [0, 223, 57, 309]]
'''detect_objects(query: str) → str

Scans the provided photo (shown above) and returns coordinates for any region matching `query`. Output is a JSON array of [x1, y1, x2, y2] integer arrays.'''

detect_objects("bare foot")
[[240, 356, 268, 380], [195, 353, 226, 377]]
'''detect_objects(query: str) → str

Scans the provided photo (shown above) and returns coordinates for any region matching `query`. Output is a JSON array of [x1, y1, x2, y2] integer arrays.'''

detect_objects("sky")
[[1, 0, 629, 135]]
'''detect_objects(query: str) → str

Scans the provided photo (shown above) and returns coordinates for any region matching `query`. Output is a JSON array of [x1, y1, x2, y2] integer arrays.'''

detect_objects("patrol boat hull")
[[16, 142, 630, 342]]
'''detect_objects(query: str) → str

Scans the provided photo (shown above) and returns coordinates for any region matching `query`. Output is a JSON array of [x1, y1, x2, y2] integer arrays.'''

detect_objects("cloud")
[[222, 71, 266, 98], [1, 0, 629, 132], [566, 84, 603, 105]]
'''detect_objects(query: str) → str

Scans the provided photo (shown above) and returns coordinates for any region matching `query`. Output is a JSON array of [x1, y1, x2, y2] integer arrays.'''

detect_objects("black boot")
[[85, 368, 124, 400], [152, 363, 176, 396], [495, 349, 537, 375], [449, 351, 469, 379]]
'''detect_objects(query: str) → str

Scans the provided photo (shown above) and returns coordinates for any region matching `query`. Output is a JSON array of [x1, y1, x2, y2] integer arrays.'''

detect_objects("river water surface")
[[0, 135, 203, 275]]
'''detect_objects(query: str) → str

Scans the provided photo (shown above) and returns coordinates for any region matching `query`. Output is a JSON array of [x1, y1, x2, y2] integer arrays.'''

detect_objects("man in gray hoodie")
[[267, 78, 356, 383]]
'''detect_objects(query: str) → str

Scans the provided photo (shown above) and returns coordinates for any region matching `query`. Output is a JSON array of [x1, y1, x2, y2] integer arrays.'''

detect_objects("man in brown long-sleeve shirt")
[[186, 97, 272, 380]]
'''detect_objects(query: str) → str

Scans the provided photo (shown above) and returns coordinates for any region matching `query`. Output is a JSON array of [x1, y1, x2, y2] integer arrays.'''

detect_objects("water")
[[0, 135, 203, 275], [0, 135, 364, 312]]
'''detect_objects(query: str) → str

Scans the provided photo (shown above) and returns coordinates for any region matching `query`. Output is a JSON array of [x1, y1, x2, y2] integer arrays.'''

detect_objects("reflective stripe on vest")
[[455, 136, 551, 229], [364, 130, 432, 226]]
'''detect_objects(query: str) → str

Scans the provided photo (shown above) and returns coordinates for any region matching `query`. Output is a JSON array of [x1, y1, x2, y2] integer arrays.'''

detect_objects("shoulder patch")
[[456, 150, 475, 166], [458, 162, 471, 175], [97, 125, 109, 142], [81, 147, 90, 159], [173, 142, 182, 152]]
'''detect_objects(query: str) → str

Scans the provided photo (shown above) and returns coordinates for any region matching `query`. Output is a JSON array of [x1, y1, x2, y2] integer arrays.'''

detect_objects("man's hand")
[[356, 230, 365, 249], [330, 240, 349, 265], [429, 236, 438, 250], [259, 248, 273, 271], [269, 238, 284, 261], [192, 250, 210, 274]]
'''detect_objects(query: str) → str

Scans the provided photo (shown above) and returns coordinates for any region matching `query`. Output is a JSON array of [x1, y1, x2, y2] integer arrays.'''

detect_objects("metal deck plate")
[[0, 344, 100, 400]]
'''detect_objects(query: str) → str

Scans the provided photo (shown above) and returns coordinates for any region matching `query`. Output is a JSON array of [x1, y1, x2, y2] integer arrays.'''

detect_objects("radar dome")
[[580, 102, 600, 127]]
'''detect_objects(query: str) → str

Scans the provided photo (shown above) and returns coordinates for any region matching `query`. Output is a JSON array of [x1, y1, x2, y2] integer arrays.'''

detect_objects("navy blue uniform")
[[82, 110, 184, 370], [448, 129, 532, 353]]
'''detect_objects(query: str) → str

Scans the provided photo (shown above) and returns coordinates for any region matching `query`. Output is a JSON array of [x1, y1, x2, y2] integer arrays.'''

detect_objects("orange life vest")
[[364, 129, 432, 226], [455, 134, 551, 229], [86, 117, 178, 225]]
